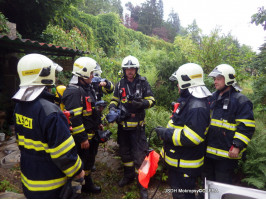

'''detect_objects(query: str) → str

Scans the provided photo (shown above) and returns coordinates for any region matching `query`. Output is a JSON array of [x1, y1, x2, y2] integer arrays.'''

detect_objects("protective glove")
[[132, 100, 144, 109], [155, 126, 168, 140]]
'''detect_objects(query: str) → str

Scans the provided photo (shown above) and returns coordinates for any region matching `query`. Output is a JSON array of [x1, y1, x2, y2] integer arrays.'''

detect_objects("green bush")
[[0, 12, 9, 34], [241, 111, 266, 190]]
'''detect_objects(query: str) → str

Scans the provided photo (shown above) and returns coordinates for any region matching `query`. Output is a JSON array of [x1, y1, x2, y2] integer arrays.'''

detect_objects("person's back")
[[12, 53, 84, 198], [155, 63, 211, 199]]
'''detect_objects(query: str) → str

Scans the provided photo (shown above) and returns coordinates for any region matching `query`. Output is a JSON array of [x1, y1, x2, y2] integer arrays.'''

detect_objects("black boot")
[[139, 186, 148, 199], [137, 179, 148, 199], [118, 166, 135, 187], [82, 175, 101, 194], [118, 176, 135, 187]]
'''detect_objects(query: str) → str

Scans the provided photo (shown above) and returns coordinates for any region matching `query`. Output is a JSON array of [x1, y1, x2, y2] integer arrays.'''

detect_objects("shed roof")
[[0, 35, 89, 57]]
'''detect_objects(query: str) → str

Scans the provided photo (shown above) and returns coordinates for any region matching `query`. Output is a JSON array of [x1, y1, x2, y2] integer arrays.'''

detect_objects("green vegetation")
[[0, 179, 19, 193]]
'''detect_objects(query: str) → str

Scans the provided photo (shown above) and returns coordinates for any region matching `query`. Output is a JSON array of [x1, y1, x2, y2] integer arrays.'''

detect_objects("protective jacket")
[[206, 88, 255, 160], [14, 91, 83, 199], [161, 90, 210, 176], [109, 75, 155, 130], [62, 83, 100, 143]]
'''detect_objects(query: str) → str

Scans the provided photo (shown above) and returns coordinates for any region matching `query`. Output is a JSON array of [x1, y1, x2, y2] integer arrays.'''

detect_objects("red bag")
[[138, 150, 160, 189]]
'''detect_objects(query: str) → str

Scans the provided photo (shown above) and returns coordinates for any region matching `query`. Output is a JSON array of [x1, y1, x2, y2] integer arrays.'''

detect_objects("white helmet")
[[72, 57, 100, 78], [169, 63, 205, 89], [121, 55, 140, 69], [208, 64, 236, 86], [18, 53, 63, 87]]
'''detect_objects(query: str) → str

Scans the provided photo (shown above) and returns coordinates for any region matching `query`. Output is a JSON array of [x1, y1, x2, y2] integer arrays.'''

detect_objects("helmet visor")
[[122, 59, 138, 68], [169, 72, 178, 81], [53, 63, 63, 72], [93, 63, 101, 76], [208, 68, 222, 77]]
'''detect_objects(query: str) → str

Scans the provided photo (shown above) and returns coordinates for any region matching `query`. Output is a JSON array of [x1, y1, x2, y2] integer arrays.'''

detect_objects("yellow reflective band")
[[204, 127, 209, 135], [160, 148, 178, 167], [172, 128, 182, 146], [183, 125, 204, 145], [72, 124, 85, 135], [74, 63, 83, 69], [72, 107, 83, 116], [21, 173, 67, 191], [234, 132, 250, 145], [190, 74, 202, 79], [179, 157, 204, 168], [124, 161, 134, 167], [206, 146, 245, 159], [49, 136, 75, 159], [145, 99, 153, 108], [110, 101, 119, 107], [110, 83, 114, 91], [167, 120, 183, 129], [88, 133, 95, 140], [22, 68, 41, 76], [210, 119, 237, 131], [63, 156, 82, 177], [102, 87, 107, 94], [18, 134, 49, 152], [236, 119, 255, 127], [120, 121, 144, 128], [126, 122, 138, 127], [112, 96, 119, 101], [15, 113, 33, 129], [144, 96, 155, 101], [83, 110, 92, 116]]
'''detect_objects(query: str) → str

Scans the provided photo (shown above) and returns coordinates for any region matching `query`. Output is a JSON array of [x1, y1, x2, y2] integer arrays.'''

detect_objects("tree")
[[125, 2, 141, 23], [77, 0, 123, 17], [251, 6, 266, 30], [158, 0, 164, 22], [124, 14, 138, 30], [152, 27, 168, 41], [0, 0, 79, 40], [186, 20, 202, 44], [137, 0, 163, 35], [165, 9, 180, 42]]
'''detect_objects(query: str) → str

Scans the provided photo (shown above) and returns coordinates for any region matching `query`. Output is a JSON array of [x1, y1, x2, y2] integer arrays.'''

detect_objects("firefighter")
[[91, 65, 114, 172], [155, 63, 211, 199], [62, 57, 101, 194], [12, 54, 84, 198], [108, 55, 155, 198], [205, 64, 255, 184]]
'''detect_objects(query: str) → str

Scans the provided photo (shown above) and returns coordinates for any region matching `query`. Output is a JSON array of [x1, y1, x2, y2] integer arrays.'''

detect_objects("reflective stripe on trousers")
[[160, 148, 204, 168]]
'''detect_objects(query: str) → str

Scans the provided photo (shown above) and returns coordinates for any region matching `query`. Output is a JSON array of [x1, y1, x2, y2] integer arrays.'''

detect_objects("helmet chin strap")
[[79, 77, 90, 87]]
